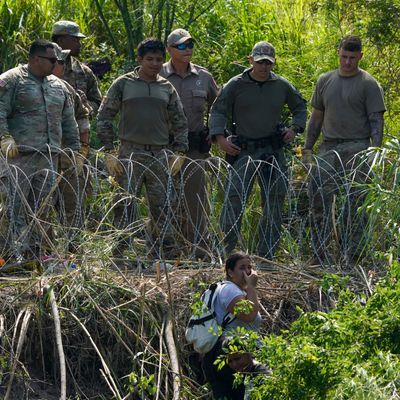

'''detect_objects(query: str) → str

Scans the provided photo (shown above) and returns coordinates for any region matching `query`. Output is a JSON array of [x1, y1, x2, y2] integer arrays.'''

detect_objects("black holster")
[[188, 128, 211, 153], [271, 123, 286, 150], [225, 135, 242, 165]]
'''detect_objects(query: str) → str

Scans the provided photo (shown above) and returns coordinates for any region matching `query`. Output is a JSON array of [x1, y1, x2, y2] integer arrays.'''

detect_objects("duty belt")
[[323, 137, 370, 144], [236, 135, 281, 150], [131, 143, 168, 151]]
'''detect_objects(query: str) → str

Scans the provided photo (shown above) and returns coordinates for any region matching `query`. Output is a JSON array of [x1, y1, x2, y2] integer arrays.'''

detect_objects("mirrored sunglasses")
[[173, 41, 194, 50]]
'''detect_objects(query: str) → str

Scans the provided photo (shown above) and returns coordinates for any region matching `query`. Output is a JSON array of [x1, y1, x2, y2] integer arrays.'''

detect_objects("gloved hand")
[[168, 152, 185, 176], [74, 152, 85, 175], [105, 150, 123, 178], [301, 148, 313, 165], [1, 135, 18, 158], [79, 142, 90, 159], [76, 89, 94, 117]]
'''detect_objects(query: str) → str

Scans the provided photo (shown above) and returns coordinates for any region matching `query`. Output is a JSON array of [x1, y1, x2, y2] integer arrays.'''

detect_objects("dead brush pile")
[[0, 260, 375, 399]]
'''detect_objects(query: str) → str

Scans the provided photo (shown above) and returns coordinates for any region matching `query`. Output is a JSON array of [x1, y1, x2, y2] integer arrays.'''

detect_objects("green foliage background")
[[2, 0, 400, 135], [2, 0, 400, 397], [248, 262, 400, 399]]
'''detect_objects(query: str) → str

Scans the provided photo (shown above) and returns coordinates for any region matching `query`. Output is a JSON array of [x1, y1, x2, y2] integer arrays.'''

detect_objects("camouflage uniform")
[[160, 60, 218, 257], [308, 69, 386, 262], [62, 56, 102, 118], [58, 79, 91, 230], [0, 65, 79, 257], [52, 20, 102, 117], [210, 69, 306, 258], [60, 55, 100, 233], [62, 80, 90, 132], [97, 67, 188, 258]]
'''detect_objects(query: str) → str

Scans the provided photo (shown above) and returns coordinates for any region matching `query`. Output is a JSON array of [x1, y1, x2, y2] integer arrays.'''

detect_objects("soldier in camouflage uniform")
[[52, 21, 100, 239], [303, 36, 385, 266], [52, 43, 90, 136], [0, 39, 80, 260], [52, 42, 91, 240], [97, 38, 188, 259], [51, 20, 102, 119]]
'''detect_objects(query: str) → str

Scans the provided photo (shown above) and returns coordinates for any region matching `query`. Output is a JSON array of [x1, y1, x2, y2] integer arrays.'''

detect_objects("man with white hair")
[[160, 28, 219, 260]]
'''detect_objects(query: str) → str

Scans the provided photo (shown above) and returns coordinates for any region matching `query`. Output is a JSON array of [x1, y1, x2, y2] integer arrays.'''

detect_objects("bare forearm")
[[304, 118, 322, 149], [369, 112, 384, 147], [243, 285, 260, 321]]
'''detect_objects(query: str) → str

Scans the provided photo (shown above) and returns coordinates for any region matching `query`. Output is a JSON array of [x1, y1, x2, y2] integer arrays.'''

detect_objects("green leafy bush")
[[248, 263, 400, 399]]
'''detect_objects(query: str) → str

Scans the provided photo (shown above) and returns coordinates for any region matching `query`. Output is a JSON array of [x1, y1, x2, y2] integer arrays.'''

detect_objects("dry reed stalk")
[[84, 290, 135, 357], [258, 301, 272, 318], [164, 309, 180, 400], [4, 307, 31, 400], [271, 299, 284, 332], [0, 314, 4, 339], [332, 194, 339, 245], [37, 316, 47, 388], [155, 317, 165, 400], [10, 309, 24, 360], [48, 286, 67, 400], [356, 265, 374, 296], [65, 308, 123, 400]]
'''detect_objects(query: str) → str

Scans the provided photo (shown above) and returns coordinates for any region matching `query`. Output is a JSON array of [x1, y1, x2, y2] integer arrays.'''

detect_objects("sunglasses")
[[255, 59, 273, 65], [173, 42, 194, 50], [38, 55, 58, 64]]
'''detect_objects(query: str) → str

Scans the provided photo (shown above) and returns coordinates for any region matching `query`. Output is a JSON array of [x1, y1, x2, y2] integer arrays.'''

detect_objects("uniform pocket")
[[191, 89, 207, 112], [15, 81, 43, 114]]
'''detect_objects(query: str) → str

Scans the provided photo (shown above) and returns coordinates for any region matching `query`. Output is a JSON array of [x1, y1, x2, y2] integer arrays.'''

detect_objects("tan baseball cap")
[[52, 20, 86, 38], [251, 41, 275, 63], [52, 42, 71, 61], [167, 28, 192, 47]]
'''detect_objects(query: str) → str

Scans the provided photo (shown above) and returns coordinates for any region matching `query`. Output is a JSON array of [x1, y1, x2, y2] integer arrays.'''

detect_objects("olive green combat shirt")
[[0, 65, 80, 152], [97, 67, 188, 153], [209, 69, 306, 138], [63, 56, 102, 118]]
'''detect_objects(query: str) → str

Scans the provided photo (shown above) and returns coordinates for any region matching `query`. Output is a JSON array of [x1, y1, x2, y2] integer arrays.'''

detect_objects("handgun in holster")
[[271, 123, 286, 150], [224, 132, 243, 165]]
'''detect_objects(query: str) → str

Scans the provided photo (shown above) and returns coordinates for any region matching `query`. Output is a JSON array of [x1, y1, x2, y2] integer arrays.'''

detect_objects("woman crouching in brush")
[[202, 251, 262, 399]]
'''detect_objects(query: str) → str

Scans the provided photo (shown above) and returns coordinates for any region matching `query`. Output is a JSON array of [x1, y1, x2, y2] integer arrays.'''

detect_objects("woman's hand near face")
[[244, 268, 258, 287]]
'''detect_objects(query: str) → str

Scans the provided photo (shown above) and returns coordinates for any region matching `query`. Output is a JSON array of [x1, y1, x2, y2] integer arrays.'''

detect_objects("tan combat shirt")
[[160, 61, 218, 133]]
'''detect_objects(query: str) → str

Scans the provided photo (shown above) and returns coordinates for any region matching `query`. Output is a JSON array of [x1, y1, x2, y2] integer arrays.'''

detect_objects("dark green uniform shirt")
[[209, 69, 306, 139]]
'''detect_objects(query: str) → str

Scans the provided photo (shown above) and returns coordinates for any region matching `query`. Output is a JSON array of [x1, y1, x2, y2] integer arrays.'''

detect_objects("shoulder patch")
[[0, 79, 7, 88]]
